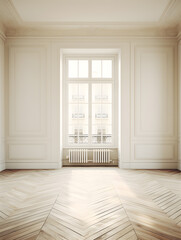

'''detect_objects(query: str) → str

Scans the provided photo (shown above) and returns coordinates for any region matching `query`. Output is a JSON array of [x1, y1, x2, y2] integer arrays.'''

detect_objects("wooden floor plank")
[[0, 168, 181, 240]]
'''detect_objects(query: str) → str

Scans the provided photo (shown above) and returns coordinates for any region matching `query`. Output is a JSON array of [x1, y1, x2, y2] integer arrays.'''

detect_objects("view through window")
[[63, 56, 117, 147]]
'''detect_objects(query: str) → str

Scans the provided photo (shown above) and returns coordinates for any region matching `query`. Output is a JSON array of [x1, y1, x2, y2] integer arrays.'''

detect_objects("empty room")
[[0, 0, 181, 239]]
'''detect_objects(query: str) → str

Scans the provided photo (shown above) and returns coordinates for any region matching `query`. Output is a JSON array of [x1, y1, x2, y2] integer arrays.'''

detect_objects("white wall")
[[130, 43, 177, 169], [6, 40, 60, 169], [5, 37, 178, 169], [0, 37, 5, 171], [178, 41, 181, 171]]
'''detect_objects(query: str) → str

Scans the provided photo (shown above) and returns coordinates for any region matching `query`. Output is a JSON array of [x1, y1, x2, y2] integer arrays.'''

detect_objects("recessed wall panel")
[[9, 144, 46, 160], [9, 47, 46, 136], [134, 144, 174, 161], [134, 47, 174, 137]]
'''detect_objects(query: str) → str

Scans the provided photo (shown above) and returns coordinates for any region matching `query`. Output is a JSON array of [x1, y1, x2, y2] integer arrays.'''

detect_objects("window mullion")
[[88, 59, 92, 146], [88, 82, 92, 146], [78, 84, 80, 145], [101, 82, 103, 145]]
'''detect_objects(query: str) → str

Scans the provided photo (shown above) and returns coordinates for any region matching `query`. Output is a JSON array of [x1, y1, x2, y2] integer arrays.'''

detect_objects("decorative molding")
[[9, 46, 47, 137], [8, 144, 47, 161], [3, 0, 180, 39], [0, 0, 180, 39], [134, 45, 175, 138], [5, 26, 179, 39], [134, 143, 175, 161]]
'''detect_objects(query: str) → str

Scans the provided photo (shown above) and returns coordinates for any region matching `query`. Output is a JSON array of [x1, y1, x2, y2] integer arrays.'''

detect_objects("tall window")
[[63, 56, 118, 147]]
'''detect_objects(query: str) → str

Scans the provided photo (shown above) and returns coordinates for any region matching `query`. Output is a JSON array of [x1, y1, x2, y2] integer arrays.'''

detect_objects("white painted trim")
[[5, 35, 179, 41], [5, 37, 177, 48], [2, 0, 180, 39], [178, 161, 181, 170], [178, 43, 181, 171], [0, 163, 5, 171], [4, 27, 179, 39], [179, 163, 181, 171], [6, 162, 60, 169]]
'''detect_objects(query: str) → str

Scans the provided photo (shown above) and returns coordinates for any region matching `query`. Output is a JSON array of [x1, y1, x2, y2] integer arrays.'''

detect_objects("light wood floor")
[[0, 168, 181, 240]]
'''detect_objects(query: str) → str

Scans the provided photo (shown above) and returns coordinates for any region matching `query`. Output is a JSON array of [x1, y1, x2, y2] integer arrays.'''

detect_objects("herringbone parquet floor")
[[0, 168, 181, 240]]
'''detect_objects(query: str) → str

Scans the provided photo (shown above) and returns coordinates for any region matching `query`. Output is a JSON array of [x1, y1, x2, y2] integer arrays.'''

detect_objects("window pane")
[[69, 104, 79, 125], [92, 125, 102, 136], [92, 124, 102, 144], [102, 60, 112, 78], [104, 125, 112, 134], [68, 125, 88, 144], [92, 125, 112, 135], [69, 84, 88, 103], [68, 83, 89, 145], [69, 84, 78, 102], [92, 83, 112, 145], [92, 84, 101, 103], [79, 60, 88, 78], [92, 136, 102, 144], [92, 60, 101, 78], [69, 125, 79, 135], [68, 125, 79, 144], [104, 136, 112, 144], [78, 104, 88, 125], [92, 84, 112, 103], [92, 125, 112, 145], [92, 104, 102, 125], [79, 125, 88, 144], [79, 84, 88, 102], [68, 60, 78, 78], [102, 125, 112, 144], [101, 84, 112, 103], [69, 104, 88, 125], [80, 125, 88, 135], [101, 104, 112, 125], [68, 137, 75, 144]]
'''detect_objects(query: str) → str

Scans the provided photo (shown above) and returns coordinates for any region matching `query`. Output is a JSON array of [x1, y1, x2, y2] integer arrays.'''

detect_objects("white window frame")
[[63, 54, 118, 148]]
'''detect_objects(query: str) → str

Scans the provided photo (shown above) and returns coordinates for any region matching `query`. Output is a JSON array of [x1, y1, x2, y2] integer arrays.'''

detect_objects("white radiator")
[[69, 149, 88, 163], [93, 149, 111, 163]]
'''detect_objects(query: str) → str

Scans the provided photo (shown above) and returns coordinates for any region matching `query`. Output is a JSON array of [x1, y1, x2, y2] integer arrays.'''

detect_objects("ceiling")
[[0, 0, 181, 37], [12, 0, 171, 23]]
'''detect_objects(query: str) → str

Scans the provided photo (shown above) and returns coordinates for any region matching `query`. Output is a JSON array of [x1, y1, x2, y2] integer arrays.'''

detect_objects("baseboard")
[[6, 162, 60, 169], [0, 162, 5, 171], [121, 162, 178, 169], [4, 161, 180, 170], [178, 162, 181, 171]]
